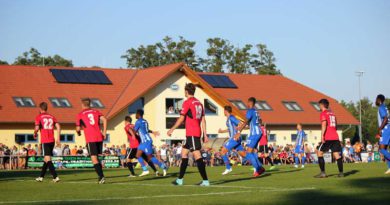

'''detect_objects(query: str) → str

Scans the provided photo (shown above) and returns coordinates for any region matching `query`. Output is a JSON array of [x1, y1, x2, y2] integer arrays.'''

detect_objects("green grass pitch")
[[0, 163, 389, 205]]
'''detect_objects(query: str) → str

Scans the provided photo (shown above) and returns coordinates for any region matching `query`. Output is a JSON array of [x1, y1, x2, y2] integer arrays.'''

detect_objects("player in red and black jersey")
[[34, 102, 61, 183], [315, 98, 344, 178], [168, 83, 209, 186], [76, 98, 107, 184]]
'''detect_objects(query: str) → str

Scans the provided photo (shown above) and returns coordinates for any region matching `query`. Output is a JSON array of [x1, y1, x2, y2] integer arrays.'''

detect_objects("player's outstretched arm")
[[55, 122, 61, 146], [100, 116, 107, 139], [167, 115, 185, 136], [218, 128, 228, 133], [201, 116, 208, 143]]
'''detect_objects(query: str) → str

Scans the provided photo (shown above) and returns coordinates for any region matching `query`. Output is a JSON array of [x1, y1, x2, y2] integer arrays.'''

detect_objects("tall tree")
[[251, 44, 280, 75], [0, 59, 8, 65], [13, 48, 73, 67], [201, 38, 233, 73], [228, 44, 253, 74]]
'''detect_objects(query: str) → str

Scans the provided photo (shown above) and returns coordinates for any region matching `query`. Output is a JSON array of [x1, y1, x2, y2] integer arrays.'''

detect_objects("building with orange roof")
[[0, 63, 358, 149]]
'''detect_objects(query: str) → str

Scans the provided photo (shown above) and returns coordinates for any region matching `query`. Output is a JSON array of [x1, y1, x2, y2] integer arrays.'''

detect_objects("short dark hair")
[[224, 105, 232, 113], [377, 94, 385, 103], [136, 109, 144, 117], [39, 102, 48, 111], [318, 98, 329, 108], [81, 98, 91, 107], [125, 116, 132, 123], [185, 83, 196, 95], [248, 97, 256, 104]]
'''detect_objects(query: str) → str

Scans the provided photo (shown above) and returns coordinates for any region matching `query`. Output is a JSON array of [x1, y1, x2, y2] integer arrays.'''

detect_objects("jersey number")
[[329, 115, 336, 127], [43, 118, 53, 129], [195, 105, 203, 119], [88, 114, 95, 125]]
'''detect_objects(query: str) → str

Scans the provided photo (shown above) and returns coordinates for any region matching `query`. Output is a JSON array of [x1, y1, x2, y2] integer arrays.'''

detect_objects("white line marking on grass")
[[0, 191, 251, 204]]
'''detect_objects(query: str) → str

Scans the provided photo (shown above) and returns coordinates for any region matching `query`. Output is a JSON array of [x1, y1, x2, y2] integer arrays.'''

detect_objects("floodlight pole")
[[356, 71, 364, 143]]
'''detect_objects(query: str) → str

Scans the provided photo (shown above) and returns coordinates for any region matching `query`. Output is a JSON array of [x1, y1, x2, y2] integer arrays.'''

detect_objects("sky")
[[0, 0, 389, 102]]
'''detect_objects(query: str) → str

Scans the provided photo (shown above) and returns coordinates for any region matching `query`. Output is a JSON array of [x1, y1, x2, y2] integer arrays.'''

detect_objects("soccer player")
[[124, 116, 160, 177], [134, 109, 167, 177], [34, 102, 61, 183], [235, 97, 265, 177], [294, 123, 307, 168], [218, 105, 246, 175], [76, 98, 107, 184], [168, 83, 209, 186], [315, 99, 344, 178], [375, 94, 390, 174], [258, 120, 275, 170]]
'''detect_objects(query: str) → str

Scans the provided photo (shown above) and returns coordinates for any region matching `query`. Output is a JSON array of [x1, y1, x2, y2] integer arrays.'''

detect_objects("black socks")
[[93, 163, 104, 179], [40, 162, 48, 178], [318, 157, 325, 172], [179, 158, 189, 179], [127, 162, 135, 175], [337, 158, 343, 173], [196, 158, 208, 181], [266, 157, 274, 166], [46, 161, 57, 179]]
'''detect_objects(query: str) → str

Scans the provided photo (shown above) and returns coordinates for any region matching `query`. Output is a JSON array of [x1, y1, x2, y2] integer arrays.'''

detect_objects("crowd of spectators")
[[0, 140, 384, 170]]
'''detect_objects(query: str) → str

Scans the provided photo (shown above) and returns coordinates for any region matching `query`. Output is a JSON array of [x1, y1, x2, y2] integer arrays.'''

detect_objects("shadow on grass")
[[212, 173, 271, 185]]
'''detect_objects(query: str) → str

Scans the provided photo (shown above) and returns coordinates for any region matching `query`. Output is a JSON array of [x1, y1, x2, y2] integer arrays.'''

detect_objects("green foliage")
[[13, 48, 73, 67], [0, 59, 8, 65], [122, 36, 280, 75]]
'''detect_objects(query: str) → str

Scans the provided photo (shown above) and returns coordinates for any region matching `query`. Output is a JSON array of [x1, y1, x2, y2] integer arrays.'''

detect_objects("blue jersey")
[[378, 104, 389, 129], [134, 118, 152, 143], [226, 115, 240, 139], [296, 130, 306, 146], [246, 108, 261, 136]]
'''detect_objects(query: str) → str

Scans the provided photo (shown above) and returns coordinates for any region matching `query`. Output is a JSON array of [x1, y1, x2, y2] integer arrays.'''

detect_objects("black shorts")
[[126, 148, 137, 159], [87, 141, 103, 156], [319, 140, 342, 153], [42, 142, 55, 156], [259, 145, 269, 153], [183, 136, 202, 151]]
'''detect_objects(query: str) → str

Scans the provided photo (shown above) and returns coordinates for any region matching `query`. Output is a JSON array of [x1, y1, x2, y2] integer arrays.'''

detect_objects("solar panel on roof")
[[50, 69, 112, 85], [199, 74, 237, 88]]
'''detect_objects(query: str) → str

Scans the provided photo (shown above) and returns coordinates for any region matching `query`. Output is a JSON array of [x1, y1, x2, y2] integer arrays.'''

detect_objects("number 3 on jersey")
[[88, 113, 95, 125]]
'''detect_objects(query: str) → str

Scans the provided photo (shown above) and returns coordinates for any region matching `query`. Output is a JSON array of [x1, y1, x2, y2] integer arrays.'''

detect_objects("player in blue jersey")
[[235, 97, 265, 177], [294, 124, 307, 168], [375, 94, 390, 174], [218, 105, 246, 175], [134, 109, 168, 177]]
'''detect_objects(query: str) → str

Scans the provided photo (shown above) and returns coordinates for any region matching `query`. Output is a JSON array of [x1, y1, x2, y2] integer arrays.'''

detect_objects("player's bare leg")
[[91, 155, 105, 184]]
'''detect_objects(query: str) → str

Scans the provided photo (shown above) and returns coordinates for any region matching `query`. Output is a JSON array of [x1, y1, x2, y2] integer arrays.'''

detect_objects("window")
[[90, 98, 104, 108], [166, 98, 183, 115], [207, 134, 218, 139], [60, 134, 75, 143], [50, 98, 72, 108], [15, 134, 37, 143], [311, 102, 321, 111], [291, 134, 297, 142], [13, 97, 35, 107], [283, 101, 303, 111], [204, 99, 218, 115], [104, 134, 110, 143], [166, 117, 185, 129], [229, 100, 247, 110], [128, 98, 144, 114], [255, 101, 272, 111], [268, 134, 276, 142]]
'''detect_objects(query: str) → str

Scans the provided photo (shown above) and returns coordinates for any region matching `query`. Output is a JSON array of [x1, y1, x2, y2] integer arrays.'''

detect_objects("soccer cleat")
[[35, 177, 43, 182], [385, 169, 390, 175], [172, 178, 183, 186], [98, 177, 105, 184], [294, 165, 298, 168], [301, 165, 305, 168], [139, 170, 150, 177], [198, 180, 210, 186], [337, 172, 344, 178], [52, 177, 60, 183], [128, 174, 136, 178], [253, 167, 265, 178], [222, 168, 232, 175], [269, 166, 276, 170], [314, 172, 328, 178]]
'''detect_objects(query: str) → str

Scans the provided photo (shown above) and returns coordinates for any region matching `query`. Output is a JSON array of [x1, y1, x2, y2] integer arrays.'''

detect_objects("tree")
[[13, 48, 73, 67], [200, 38, 233, 73], [227, 44, 253, 74], [250, 44, 280, 75], [0, 59, 8, 65]]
